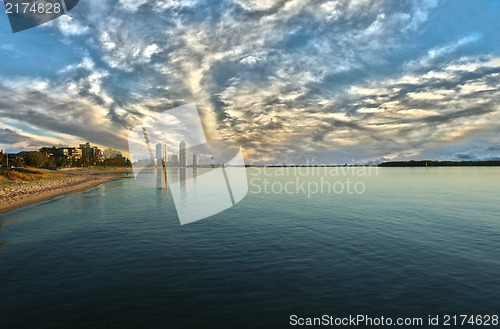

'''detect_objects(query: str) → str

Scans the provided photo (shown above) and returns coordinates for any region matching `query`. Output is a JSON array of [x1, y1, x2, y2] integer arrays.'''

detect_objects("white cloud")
[[54, 15, 90, 36], [234, 0, 283, 11], [119, 0, 149, 12], [406, 34, 482, 70]]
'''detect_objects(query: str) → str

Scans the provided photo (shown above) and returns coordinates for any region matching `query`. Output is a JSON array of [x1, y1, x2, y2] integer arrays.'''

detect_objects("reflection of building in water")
[[155, 143, 167, 167], [155, 168, 168, 189], [193, 167, 198, 183], [180, 141, 187, 167], [170, 167, 178, 182], [179, 167, 187, 191], [193, 153, 199, 167]]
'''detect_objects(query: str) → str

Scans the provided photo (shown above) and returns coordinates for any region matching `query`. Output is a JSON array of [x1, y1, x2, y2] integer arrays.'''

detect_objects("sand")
[[0, 169, 131, 215]]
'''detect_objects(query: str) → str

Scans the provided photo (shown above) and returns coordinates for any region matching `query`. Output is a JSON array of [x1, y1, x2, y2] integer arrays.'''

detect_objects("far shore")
[[0, 168, 131, 215]]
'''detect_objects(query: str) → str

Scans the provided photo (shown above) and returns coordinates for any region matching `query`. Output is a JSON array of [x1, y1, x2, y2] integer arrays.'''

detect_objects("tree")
[[103, 148, 122, 159], [39, 147, 52, 156], [81, 153, 92, 167], [0, 151, 5, 166], [24, 151, 48, 168], [56, 157, 69, 168], [102, 155, 131, 167], [45, 157, 56, 168], [14, 157, 25, 167]]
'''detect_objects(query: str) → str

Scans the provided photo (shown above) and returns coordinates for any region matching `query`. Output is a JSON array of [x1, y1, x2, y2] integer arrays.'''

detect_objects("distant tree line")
[[379, 160, 500, 167], [1, 148, 131, 169]]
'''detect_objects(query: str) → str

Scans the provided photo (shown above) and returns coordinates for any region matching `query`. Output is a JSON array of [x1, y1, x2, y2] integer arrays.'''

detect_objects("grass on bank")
[[0, 167, 68, 185], [58, 166, 132, 171]]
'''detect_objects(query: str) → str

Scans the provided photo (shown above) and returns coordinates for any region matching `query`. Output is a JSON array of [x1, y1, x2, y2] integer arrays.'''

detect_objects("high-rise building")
[[193, 153, 199, 167], [179, 141, 187, 167], [78, 142, 103, 163], [171, 154, 178, 166], [156, 143, 167, 166]]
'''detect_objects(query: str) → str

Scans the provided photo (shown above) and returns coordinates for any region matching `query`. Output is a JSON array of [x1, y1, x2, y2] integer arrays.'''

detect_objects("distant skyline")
[[150, 141, 206, 167], [1, 0, 499, 164]]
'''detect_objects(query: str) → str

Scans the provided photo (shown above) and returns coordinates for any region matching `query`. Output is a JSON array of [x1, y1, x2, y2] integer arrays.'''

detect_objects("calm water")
[[1, 167, 499, 328]]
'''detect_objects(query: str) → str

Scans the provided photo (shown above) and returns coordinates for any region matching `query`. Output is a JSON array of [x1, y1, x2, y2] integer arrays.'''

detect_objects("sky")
[[0, 0, 499, 164]]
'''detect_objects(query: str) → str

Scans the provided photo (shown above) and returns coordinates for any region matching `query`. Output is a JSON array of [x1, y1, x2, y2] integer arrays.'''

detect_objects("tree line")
[[0, 148, 131, 168]]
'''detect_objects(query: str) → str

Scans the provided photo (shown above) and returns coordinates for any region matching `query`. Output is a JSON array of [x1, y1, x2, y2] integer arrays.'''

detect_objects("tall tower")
[[179, 141, 187, 167], [155, 144, 161, 166], [193, 153, 199, 167], [156, 143, 167, 166]]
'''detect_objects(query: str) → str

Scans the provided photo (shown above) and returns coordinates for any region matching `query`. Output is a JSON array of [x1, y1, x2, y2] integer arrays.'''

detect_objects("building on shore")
[[3, 142, 130, 168], [79, 143, 104, 162], [40, 147, 83, 162], [39, 143, 104, 166], [171, 154, 179, 167], [179, 141, 187, 167], [58, 147, 82, 160], [193, 153, 199, 167], [156, 143, 167, 167]]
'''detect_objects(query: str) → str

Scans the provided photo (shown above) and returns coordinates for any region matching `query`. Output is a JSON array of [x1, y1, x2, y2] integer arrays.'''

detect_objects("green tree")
[[103, 148, 122, 159], [14, 157, 25, 167], [81, 153, 92, 167], [24, 151, 48, 168], [102, 155, 131, 167], [56, 157, 69, 168], [45, 157, 56, 168], [39, 147, 52, 156], [0, 151, 5, 166]]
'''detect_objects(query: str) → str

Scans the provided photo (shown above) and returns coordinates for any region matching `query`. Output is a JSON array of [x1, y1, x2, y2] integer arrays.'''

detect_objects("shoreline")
[[0, 169, 131, 215]]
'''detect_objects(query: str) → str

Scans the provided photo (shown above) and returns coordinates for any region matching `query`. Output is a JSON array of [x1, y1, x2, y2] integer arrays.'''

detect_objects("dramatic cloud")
[[0, 0, 499, 162], [0, 128, 33, 146], [0, 58, 130, 151]]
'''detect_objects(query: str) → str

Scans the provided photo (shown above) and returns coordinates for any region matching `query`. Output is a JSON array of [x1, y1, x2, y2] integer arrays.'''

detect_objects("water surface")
[[1, 167, 499, 328]]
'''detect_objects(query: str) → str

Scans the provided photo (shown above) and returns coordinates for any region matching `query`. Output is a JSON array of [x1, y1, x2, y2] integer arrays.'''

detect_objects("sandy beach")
[[0, 169, 130, 215]]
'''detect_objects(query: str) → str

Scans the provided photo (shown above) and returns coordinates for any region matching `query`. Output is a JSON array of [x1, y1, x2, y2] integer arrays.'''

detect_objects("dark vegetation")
[[379, 160, 500, 167], [0, 149, 131, 169]]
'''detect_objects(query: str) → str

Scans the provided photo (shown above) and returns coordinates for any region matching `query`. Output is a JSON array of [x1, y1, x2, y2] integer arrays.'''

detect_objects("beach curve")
[[0, 169, 131, 215]]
